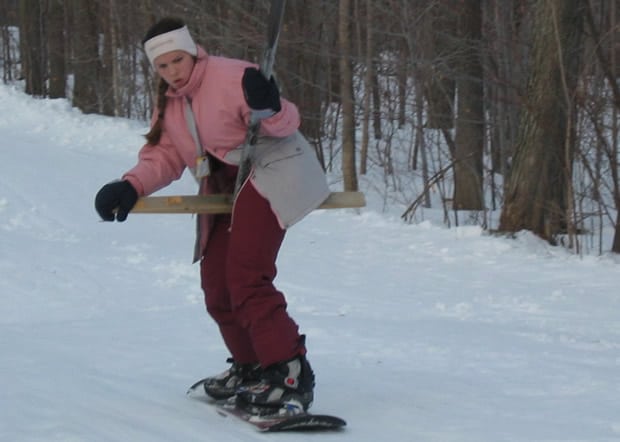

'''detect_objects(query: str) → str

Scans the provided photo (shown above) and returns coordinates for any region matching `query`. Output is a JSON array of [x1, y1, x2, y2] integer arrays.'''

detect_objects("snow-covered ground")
[[1, 83, 619, 441]]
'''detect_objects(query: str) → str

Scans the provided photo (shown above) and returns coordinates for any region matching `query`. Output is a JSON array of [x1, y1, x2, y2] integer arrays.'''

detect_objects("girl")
[[94, 17, 330, 412]]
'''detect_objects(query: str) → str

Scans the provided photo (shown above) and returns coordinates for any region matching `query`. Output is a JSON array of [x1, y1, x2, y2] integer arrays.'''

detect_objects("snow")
[[1, 82, 619, 441]]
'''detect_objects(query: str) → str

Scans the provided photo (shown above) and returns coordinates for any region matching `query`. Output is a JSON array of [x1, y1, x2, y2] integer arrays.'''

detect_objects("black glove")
[[95, 180, 138, 222], [242, 67, 282, 114]]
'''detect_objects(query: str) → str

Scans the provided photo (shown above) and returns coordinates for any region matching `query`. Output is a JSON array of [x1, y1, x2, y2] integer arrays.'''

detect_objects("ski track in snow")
[[1, 83, 620, 441]]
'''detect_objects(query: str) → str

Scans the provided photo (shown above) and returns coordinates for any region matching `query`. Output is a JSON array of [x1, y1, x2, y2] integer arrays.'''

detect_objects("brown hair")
[[144, 78, 169, 145]]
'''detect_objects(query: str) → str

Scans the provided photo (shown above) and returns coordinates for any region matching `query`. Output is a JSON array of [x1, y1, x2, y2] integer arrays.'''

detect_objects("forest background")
[[1, 0, 619, 254]]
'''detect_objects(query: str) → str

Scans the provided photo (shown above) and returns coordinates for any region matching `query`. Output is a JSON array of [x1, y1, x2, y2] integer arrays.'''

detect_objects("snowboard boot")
[[202, 358, 262, 400], [236, 355, 315, 413]]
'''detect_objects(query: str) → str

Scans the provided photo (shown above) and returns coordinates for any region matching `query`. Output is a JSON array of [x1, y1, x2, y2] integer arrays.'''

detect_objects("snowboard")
[[214, 399, 346, 432], [187, 379, 346, 432]]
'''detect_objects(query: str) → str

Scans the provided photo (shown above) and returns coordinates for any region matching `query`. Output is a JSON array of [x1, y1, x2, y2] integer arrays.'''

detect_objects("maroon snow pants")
[[200, 181, 305, 368]]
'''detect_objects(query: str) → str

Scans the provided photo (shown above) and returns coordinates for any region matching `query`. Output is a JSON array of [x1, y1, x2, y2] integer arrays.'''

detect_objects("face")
[[154, 50, 195, 89]]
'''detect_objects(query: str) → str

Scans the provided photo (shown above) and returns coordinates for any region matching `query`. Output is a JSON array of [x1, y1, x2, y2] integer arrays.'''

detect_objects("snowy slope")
[[1, 83, 619, 441]]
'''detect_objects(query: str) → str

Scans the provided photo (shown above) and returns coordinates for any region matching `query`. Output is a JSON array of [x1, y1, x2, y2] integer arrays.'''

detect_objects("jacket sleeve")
[[255, 98, 301, 138], [122, 128, 186, 197]]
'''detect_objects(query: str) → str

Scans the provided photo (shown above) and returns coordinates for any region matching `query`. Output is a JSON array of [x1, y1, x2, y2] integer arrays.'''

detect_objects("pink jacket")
[[123, 47, 299, 196], [123, 47, 330, 260]]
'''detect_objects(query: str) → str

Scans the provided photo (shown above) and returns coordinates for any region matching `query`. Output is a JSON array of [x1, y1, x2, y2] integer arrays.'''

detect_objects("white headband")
[[144, 26, 198, 67]]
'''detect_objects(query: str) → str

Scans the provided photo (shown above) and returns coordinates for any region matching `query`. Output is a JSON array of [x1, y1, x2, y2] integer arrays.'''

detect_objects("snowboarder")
[[94, 17, 330, 413]]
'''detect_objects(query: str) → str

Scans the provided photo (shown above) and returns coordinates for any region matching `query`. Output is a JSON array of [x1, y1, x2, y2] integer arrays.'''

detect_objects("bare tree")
[[453, 0, 484, 210], [359, 0, 373, 175], [19, 0, 45, 96], [47, 0, 66, 98], [70, 0, 99, 113], [339, 0, 358, 191], [98, 0, 116, 116], [483, 0, 529, 214], [582, 0, 620, 252], [485, 0, 525, 181], [499, 0, 585, 242], [1, 0, 19, 83], [422, 1, 457, 131]]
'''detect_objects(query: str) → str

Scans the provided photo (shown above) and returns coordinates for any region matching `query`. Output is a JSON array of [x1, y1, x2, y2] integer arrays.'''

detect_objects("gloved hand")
[[94, 180, 138, 222], [242, 67, 282, 114]]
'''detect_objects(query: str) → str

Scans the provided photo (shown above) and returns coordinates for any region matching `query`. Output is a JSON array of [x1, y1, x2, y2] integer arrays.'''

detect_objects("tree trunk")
[[47, 0, 66, 98], [415, 72, 431, 208], [397, 43, 407, 128], [422, 1, 457, 130], [71, 0, 100, 113], [19, 0, 45, 96], [339, 0, 358, 191], [487, 0, 523, 180], [371, 60, 381, 140], [1, 1, 17, 82], [453, 0, 484, 210], [359, 0, 372, 176], [99, 0, 115, 116], [584, 0, 620, 252], [499, 0, 584, 241]]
